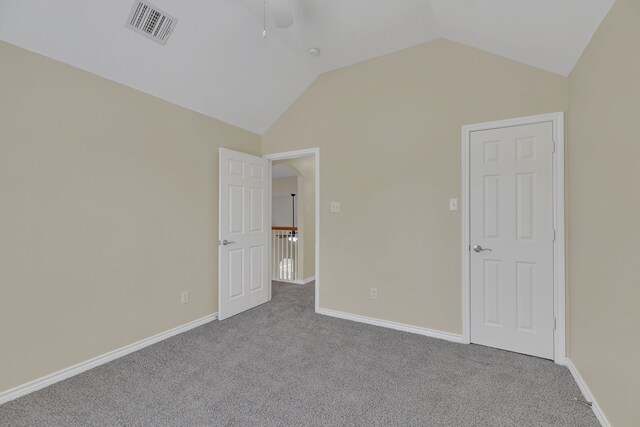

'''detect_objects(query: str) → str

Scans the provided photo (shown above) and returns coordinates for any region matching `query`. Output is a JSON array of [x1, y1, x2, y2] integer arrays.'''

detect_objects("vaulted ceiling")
[[0, 0, 615, 134]]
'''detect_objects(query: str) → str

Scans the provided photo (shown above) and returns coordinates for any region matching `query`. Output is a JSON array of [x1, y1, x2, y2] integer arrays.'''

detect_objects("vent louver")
[[125, 1, 177, 45]]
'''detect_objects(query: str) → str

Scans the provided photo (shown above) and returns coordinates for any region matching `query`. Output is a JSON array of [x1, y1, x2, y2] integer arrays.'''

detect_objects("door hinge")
[[554, 317, 557, 330], [552, 140, 557, 153], [553, 229, 556, 242]]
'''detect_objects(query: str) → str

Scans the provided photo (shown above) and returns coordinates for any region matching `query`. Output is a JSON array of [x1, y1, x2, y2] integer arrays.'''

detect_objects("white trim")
[[265, 148, 320, 312], [461, 112, 566, 363], [317, 308, 465, 344], [277, 275, 316, 285], [0, 313, 218, 405], [266, 155, 273, 301], [552, 115, 566, 364], [566, 359, 611, 427]]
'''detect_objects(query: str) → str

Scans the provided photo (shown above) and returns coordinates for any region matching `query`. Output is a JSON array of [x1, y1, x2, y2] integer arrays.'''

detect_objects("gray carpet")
[[1, 281, 598, 426]]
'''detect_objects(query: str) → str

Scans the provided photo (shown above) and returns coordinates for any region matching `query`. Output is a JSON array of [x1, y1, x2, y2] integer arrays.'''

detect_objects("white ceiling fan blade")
[[270, 0, 294, 28]]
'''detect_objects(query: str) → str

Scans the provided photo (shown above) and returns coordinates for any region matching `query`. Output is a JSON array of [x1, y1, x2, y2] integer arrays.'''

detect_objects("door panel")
[[516, 174, 536, 240], [483, 259, 501, 326], [219, 148, 270, 320], [249, 188, 264, 232], [516, 262, 536, 331], [483, 175, 500, 239], [249, 245, 264, 292], [470, 122, 554, 359]]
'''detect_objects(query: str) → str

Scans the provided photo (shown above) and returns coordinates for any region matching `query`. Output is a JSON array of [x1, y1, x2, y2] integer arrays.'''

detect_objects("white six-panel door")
[[218, 148, 270, 320], [470, 122, 554, 359]]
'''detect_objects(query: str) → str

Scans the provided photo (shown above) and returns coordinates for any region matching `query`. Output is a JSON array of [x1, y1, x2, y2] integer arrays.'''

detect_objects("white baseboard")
[[565, 358, 610, 427], [275, 276, 316, 285], [0, 312, 218, 406], [316, 308, 465, 344]]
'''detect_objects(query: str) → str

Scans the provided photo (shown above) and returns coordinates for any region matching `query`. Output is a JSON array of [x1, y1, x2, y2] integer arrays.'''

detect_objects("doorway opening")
[[265, 148, 320, 311]]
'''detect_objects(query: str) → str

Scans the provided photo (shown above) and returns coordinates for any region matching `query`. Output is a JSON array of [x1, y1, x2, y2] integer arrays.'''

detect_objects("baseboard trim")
[[316, 308, 464, 344], [0, 312, 218, 406], [275, 276, 316, 285], [565, 358, 610, 427]]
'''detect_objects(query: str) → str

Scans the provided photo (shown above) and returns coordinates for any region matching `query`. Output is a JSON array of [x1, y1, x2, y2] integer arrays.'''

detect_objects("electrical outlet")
[[180, 291, 189, 304], [330, 202, 341, 213], [449, 198, 458, 211], [370, 288, 378, 300]]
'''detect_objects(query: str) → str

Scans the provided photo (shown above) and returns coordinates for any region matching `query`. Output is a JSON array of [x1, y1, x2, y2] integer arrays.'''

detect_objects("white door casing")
[[218, 148, 271, 320], [469, 121, 555, 359]]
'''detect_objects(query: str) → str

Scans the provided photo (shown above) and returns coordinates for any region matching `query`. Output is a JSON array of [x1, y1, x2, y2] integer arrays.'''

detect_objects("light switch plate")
[[180, 291, 190, 304], [330, 202, 341, 213], [449, 198, 458, 211]]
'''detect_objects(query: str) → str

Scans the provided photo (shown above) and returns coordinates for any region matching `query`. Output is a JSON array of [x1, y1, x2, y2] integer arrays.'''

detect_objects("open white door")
[[218, 148, 270, 320], [469, 122, 555, 359]]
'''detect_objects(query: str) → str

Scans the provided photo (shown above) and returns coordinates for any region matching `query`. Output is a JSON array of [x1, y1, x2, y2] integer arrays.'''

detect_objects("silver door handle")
[[473, 245, 492, 253], [221, 240, 236, 246]]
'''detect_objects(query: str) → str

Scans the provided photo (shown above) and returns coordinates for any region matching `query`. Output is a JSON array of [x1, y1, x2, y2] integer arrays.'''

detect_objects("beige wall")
[[263, 38, 567, 332], [272, 177, 297, 195], [567, 0, 640, 425], [0, 41, 260, 392], [272, 176, 299, 231]]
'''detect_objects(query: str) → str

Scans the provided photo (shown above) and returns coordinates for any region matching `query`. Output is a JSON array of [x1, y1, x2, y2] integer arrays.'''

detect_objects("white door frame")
[[264, 148, 320, 312], [461, 112, 566, 364]]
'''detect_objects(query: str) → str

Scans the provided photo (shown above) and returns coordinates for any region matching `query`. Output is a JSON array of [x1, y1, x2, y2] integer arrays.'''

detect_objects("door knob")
[[221, 240, 236, 246], [473, 245, 492, 253]]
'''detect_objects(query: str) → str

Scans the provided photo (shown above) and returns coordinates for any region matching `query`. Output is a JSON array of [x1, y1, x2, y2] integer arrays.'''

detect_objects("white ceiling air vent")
[[125, 1, 178, 46]]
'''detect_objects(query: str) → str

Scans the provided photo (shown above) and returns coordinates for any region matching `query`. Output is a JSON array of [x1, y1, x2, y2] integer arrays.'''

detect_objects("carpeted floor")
[[1, 281, 598, 426]]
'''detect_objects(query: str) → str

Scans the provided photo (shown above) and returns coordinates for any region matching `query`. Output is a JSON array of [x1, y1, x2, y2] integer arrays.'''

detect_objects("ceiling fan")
[[270, 0, 294, 28], [262, 0, 294, 38]]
